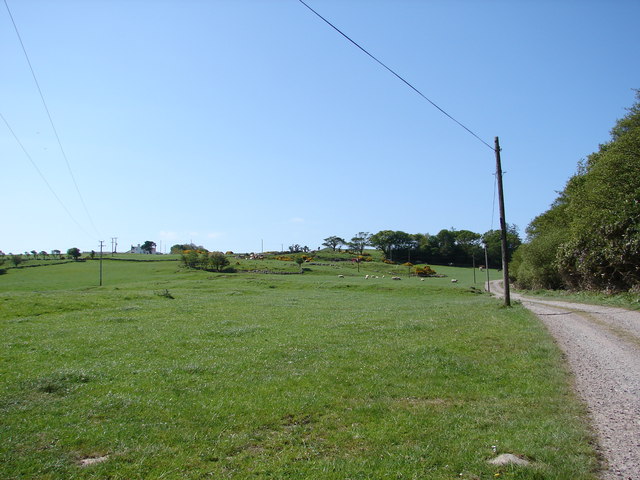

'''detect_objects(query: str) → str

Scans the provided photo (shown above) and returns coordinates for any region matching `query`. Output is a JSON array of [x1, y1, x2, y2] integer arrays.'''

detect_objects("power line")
[[1, 112, 97, 240], [3, 0, 101, 237], [298, 0, 495, 151]]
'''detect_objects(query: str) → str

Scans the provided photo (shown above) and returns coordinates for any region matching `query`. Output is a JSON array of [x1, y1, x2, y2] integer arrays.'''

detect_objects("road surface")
[[489, 281, 640, 479]]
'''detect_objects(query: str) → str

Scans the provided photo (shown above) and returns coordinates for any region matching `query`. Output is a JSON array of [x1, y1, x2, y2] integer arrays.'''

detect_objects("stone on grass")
[[487, 453, 530, 466], [79, 455, 109, 467]]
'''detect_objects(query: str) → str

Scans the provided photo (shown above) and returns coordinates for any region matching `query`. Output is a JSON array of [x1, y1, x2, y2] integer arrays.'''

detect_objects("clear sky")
[[2, 0, 639, 254]]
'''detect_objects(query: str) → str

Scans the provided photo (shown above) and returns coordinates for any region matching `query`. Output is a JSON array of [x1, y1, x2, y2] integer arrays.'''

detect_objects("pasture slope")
[[0, 257, 600, 479]]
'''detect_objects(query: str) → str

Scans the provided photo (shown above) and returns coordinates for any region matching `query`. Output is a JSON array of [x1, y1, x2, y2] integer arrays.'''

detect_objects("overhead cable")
[[298, 0, 495, 151], [1, 112, 97, 240], [3, 0, 101, 236]]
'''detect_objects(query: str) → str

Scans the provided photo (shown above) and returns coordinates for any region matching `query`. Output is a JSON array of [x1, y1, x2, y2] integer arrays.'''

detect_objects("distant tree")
[[52, 249, 61, 259], [10, 255, 23, 267], [181, 250, 199, 268], [348, 232, 371, 255], [171, 243, 207, 254], [322, 236, 346, 252], [482, 226, 521, 269], [30, 250, 38, 259], [90, 250, 96, 259], [141, 241, 156, 254], [369, 230, 395, 259], [294, 256, 305, 272], [67, 247, 81, 261], [39, 250, 48, 260], [208, 251, 230, 272], [370, 230, 414, 261], [454, 230, 482, 265], [288, 244, 302, 253]]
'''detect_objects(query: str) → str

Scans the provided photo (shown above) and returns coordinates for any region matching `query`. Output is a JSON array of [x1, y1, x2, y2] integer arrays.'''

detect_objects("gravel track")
[[489, 281, 640, 479]]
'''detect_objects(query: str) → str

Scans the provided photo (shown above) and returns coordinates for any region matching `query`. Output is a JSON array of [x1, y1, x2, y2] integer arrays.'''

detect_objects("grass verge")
[[0, 261, 599, 479]]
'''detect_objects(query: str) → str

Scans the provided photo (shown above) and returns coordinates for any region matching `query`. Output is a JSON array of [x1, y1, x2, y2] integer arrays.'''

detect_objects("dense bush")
[[511, 91, 640, 292], [415, 265, 437, 277]]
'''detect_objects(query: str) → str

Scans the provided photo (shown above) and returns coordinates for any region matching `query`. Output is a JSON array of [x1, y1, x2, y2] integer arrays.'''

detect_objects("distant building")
[[129, 244, 156, 254]]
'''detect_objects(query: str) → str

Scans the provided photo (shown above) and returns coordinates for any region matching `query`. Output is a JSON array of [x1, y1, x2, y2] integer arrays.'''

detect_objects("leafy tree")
[[141, 241, 156, 254], [10, 255, 23, 267], [482, 226, 522, 269], [30, 250, 37, 259], [322, 236, 345, 252], [39, 250, 48, 260], [511, 194, 571, 289], [369, 230, 396, 259], [556, 94, 640, 291], [348, 232, 371, 255], [435, 229, 457, 262], [67, 247, 81, 261], [455, 230, 481, 254], [512, 91, 640, 292], [370, 230, 415, 261], [181, 250, 199, 268], [208, 251, 230, 272], [52, 249, 61, 259], [294, 256, 305, 272]]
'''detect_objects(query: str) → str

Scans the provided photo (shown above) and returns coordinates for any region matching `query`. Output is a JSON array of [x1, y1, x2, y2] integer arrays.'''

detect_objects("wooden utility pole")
[[495, 137, 511, 306], [472, 254, 476, 284], [99, 240, 104, 286], [484, 243, 490, 293]]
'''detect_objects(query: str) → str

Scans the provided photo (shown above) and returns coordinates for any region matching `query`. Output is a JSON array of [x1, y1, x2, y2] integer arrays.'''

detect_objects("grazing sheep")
[[365, 275, 369, 279], [420, 278, 425, 281], [392, 276, 401, 280], [451, 278, 458, 283], [338, 274, 344, 278]]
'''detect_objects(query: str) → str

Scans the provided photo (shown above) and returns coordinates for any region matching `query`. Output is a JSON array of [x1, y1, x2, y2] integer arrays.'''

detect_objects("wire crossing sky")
[[1, 111, 96, 240], [3, 0, 101, 239], [298, 0, 495, 152], [1, 1, 638, 254]]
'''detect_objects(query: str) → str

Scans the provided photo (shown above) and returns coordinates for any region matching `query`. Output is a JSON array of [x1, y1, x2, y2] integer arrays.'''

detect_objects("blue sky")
[[2, 0, 639, 254]]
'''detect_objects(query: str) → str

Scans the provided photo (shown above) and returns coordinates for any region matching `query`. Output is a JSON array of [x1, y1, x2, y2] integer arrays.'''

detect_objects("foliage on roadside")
[[512, 91, 640, 293]]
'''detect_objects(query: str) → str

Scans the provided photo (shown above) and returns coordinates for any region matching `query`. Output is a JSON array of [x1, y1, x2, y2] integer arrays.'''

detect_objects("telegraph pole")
[[495, 137, 511, 306], [99, 240, 104, 286], [484, 243, 490, 293], [472, 254, 476, 284]]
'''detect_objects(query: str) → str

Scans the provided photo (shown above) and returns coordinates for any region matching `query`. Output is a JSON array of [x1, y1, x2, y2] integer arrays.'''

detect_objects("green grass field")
[[0, 257, 599, 479]]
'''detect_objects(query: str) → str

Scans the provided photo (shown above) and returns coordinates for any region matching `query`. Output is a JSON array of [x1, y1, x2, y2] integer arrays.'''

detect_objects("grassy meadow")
[[0, 254, 599, 479]]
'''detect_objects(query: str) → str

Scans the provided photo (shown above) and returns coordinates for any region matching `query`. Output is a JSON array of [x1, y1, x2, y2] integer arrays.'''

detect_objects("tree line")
[[323, 227, 521, 268], [511, 91, 640, 293]]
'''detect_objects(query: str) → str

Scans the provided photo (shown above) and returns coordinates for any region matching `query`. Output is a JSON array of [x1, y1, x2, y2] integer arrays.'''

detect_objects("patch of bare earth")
[[490, 281, 640, 479]]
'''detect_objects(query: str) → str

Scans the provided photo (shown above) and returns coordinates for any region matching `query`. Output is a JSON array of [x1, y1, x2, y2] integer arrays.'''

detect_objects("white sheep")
[[338, 274, 344, 278], [392, 276, 401, 280], [451, 278, 458, 283], [365, 275, 369, 279]]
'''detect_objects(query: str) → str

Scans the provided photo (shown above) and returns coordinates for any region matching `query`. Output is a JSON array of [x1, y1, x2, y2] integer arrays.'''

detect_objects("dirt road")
[[489, 281, 640, 479]]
